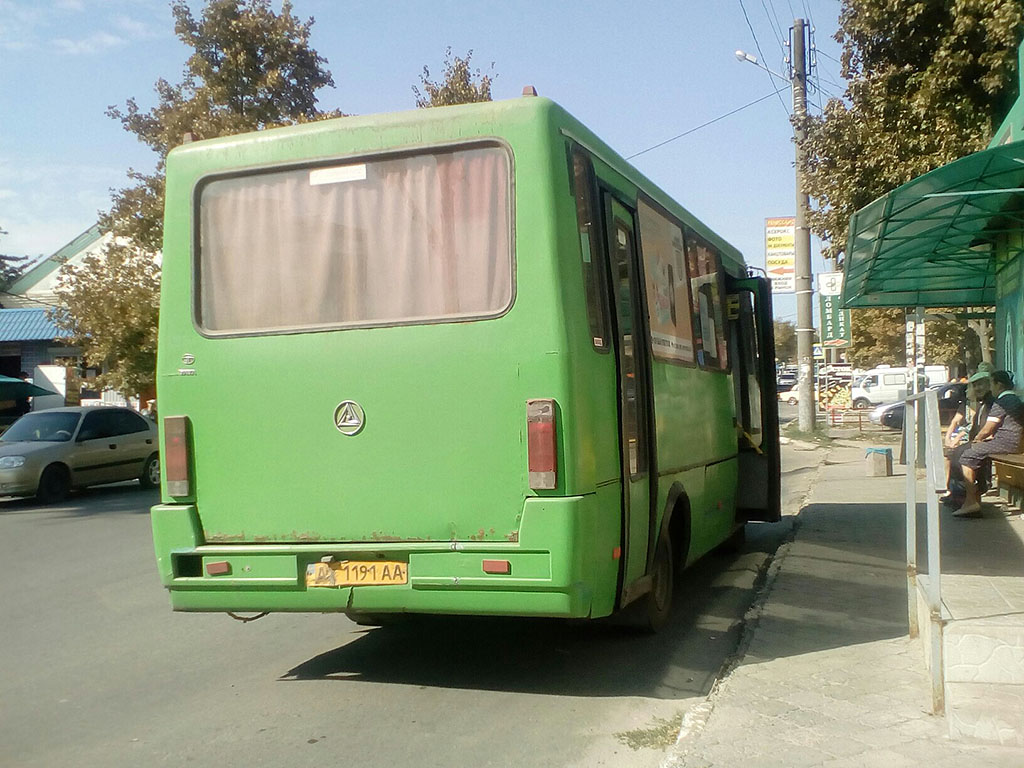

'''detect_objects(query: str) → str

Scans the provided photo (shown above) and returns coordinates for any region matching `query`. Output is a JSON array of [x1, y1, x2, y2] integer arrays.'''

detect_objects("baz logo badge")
[[178, 353, 197, 376], [334, 401, 365, 436]]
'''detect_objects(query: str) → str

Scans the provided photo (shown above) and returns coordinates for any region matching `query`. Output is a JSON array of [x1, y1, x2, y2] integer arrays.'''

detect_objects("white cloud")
[[112, 14, 154, 40], [52, 30, 126, 55], [1, 1, 162, 53], [0, 157, 126, 257], [0, 1, 44, 50]]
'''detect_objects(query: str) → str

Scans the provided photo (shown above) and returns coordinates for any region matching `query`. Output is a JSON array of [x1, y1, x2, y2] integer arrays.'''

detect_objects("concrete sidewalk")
[[667, 442, 1024, 767]]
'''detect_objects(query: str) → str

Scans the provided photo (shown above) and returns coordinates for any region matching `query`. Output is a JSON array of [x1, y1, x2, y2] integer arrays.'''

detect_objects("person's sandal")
[[953, 502, 982, 518]]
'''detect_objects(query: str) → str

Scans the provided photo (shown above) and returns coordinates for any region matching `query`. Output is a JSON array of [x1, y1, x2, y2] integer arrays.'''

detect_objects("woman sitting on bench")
[[956, 370, 1024, 518]]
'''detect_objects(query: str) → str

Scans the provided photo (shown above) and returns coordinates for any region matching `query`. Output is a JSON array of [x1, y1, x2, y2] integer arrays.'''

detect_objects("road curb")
[[779, 436, 826, 452], [662, 444, 831, 767]]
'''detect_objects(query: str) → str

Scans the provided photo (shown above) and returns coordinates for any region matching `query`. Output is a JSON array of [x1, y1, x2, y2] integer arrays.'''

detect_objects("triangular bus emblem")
[[333, 401, 365, 435]]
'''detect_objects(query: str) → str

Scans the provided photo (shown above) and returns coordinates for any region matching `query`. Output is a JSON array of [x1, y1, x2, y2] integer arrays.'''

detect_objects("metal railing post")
[[903, 389, 946, 714], [924, 389, 945, 715], [906, 394, 919, 638]]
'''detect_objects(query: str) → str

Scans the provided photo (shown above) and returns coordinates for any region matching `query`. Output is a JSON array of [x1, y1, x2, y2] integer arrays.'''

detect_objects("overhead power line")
[[627, 86, 789, 160], [760, 0, 786, 56], [817, 48, 842, 65]]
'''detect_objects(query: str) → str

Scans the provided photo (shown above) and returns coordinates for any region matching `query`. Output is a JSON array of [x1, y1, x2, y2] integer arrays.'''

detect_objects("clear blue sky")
[[0, 0, 845, 322]]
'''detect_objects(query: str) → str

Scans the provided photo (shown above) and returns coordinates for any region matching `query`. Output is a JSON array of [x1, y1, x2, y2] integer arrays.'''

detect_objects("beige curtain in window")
[[199, 147, 511, 333]]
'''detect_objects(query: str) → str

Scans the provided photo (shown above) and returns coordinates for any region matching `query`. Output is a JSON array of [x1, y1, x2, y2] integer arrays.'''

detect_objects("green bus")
[[151, 95, 780, 630]]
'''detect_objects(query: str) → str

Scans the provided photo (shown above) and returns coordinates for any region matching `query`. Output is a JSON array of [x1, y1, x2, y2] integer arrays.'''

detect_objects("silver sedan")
[[0, 406, 159, 503]]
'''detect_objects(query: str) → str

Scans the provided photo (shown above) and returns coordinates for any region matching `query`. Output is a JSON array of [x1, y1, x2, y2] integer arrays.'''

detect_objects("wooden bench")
[[992, 453, 1024, 507]]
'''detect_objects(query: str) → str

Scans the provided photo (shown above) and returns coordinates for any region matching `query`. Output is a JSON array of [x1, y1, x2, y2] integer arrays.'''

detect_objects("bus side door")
[[729, 276, 781, 521], [603, 196, 656, 595]]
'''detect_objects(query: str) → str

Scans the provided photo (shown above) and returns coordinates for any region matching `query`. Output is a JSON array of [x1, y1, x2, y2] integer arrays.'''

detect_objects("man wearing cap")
[[943, 371, 994, 501], [956, 370, 1024, 517]]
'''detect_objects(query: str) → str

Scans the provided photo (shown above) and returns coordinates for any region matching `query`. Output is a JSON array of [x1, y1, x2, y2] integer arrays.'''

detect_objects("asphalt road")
[[0, 462, 811, 768], [777, 400, 798, 425]]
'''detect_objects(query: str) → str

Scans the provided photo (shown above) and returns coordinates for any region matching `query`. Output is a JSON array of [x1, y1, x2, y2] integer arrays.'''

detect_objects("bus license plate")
[[305, 560, 408, 588]]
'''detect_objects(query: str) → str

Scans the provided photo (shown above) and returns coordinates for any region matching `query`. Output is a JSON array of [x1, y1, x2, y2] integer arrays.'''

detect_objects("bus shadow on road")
[[281, 525, 791, 699], [0, 485, 157, 517]]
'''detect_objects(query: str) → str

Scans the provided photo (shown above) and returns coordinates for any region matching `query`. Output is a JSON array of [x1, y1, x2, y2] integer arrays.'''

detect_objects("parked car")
[[850, 366, 927, 409], [0, 406, 159, 503], [778, 385, 800, 405], [872, 383, 966, 430], [776, 374, 797, 394]]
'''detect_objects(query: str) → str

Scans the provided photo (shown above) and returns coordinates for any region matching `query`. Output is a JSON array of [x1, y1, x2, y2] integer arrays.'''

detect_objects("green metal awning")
[[842, 140, 1024, 308]]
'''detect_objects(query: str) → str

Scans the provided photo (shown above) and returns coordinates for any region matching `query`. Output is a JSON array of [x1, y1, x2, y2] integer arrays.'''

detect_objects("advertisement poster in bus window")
[[638, 201, 694, 363], [685, 231, 728, 369]]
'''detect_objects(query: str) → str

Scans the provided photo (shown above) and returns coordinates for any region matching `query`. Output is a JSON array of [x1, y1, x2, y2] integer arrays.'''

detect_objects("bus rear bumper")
[[151, 496, 611, 619]]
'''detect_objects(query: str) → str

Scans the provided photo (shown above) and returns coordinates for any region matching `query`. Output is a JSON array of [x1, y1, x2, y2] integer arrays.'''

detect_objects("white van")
[[851, 366, 926, 409]]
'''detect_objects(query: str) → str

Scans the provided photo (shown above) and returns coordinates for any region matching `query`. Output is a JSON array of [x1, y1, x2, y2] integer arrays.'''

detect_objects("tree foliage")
[[413, 48, 495, 107], [55, 0, 337, 395], [773, 319, 797, 363], [848, 307, 987, 370], [56, 246, 162, 395], [0, 226, 28, 295], [926, 315, 984, 368], [801, 0, 1024, 264], [848, 308, 905, 367]]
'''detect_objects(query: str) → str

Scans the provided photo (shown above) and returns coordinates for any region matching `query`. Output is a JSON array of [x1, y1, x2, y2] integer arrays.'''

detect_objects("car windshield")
[[1, 412, 81, 442]]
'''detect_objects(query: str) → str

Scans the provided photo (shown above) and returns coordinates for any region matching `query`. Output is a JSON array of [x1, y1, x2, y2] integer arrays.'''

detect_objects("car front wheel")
[[853, 398, 871, 410], [139, 453, 160, 489], [36, 464, 70, 504]]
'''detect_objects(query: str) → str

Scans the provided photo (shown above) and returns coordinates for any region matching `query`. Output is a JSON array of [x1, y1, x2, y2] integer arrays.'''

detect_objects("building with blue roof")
[[0, 225, 107, 376]]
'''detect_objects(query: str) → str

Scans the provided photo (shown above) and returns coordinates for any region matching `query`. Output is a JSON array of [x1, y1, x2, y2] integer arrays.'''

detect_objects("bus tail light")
[[527, 399, 557, 490], [164, 415, 191, 497]]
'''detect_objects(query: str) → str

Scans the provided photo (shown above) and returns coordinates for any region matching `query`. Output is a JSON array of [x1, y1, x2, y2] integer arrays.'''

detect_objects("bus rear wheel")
[[641, 534, 674, 633]]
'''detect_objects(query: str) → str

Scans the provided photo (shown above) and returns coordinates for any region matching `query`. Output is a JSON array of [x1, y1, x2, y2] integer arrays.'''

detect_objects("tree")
[[847, 307, 987, 371], [0, 226, 28, 296], [847, 308, 905, 367], [54, 247, 161, 395], [413, 48, 495, 108], [54, 0, 337, 395], [968, 318, 994, 363], [773, 319, 797, 363], [926, 315, 983, 370], [801, 1, 1024, 265]]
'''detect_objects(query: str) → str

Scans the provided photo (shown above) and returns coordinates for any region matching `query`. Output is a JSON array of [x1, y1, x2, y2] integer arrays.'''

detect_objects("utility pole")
[[792, 18, 815, 433]]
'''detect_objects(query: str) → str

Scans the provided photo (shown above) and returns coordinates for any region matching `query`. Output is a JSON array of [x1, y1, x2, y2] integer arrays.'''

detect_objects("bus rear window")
[[196, 145, 512, 334]]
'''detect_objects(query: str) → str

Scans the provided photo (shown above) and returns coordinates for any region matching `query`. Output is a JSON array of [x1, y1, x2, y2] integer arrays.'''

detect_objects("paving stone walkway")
[[666, 443, 1024, 767]]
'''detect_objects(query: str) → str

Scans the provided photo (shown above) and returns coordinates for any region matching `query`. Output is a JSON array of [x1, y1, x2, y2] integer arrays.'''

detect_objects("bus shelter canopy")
[[842, 140, 1024, 308]]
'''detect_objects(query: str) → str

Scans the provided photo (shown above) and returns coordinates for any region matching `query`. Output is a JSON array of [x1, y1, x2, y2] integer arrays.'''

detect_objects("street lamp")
[[734, 50, 788, 83]]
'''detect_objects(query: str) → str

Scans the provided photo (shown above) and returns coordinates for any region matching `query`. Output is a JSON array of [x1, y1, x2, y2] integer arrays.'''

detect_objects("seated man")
[[956, 370, 1024, 518], [943, 372, 994, 502]]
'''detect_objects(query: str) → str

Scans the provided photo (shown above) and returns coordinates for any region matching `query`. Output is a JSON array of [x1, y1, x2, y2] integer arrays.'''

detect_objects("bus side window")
[[684, 228, 729, 370], [570, 148, 610, 351], [637, 197, 695, 364]]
